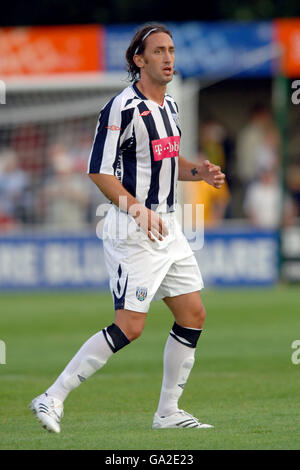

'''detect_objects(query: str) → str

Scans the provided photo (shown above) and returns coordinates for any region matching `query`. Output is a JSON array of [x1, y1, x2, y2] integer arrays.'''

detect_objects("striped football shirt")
[[87, 82, 181, 213]]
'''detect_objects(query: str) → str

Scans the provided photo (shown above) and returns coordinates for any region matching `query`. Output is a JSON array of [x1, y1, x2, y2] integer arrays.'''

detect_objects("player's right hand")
[[128, 204, 168, 242]]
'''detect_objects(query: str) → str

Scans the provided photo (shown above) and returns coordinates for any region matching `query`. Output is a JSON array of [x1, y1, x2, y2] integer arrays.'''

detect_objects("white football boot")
[[30, 392, 64, 433], [152, 409, 214, 429]]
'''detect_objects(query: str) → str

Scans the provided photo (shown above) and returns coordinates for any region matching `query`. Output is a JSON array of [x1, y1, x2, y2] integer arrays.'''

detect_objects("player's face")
[[141, 32, 175, 85]]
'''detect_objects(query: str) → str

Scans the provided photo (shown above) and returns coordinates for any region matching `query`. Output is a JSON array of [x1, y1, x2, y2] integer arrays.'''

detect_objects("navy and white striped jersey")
[[87, 82, 181, 213]]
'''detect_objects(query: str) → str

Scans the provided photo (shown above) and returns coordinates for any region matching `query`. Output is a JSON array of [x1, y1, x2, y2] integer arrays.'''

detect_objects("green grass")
[[1, 287, 300, 450]]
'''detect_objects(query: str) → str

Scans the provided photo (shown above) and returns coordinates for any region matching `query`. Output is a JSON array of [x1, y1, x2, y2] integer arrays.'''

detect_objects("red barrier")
[[0, 25, 103, 76], [275, 19, 300, 76]]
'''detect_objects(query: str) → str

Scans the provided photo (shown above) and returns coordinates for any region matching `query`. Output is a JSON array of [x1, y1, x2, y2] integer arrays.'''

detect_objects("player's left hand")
[[200, 160, 225, 189]]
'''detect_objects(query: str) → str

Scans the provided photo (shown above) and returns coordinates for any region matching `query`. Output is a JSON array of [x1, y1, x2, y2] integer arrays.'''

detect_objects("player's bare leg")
[[30, 308, 145, 433], [163, 290, 206, 329], [152, 291, 213, 429], [114, 309, 147, 341]]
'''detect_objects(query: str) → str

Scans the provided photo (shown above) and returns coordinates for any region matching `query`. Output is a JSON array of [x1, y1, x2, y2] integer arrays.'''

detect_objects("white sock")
[[46, 330, 113, 402], [156, 334, 196, 417]]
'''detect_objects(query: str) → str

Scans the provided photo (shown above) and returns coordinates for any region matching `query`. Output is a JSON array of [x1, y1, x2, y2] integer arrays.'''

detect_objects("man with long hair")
[[30, 23, 225, 432]]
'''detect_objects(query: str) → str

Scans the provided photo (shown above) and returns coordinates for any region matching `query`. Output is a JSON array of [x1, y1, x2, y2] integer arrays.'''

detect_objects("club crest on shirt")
[[136, 286, 148, 302]]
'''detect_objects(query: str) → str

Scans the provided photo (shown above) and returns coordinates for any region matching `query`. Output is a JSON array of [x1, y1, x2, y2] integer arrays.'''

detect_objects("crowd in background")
[[0, 121, 107, 231], [183, 103, 299, 230], [0, 104, 299, 233]]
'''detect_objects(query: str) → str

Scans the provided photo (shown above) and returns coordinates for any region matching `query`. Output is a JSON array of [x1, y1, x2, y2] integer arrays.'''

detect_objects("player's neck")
[[136, 78, 166, 106]]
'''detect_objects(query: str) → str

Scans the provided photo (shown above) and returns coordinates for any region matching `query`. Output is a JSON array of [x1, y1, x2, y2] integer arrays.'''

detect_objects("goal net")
[[0, 74, 127, 232]]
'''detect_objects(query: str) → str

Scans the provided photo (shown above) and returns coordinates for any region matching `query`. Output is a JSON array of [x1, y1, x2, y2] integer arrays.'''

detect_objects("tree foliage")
[[2, 0, 300, 27]]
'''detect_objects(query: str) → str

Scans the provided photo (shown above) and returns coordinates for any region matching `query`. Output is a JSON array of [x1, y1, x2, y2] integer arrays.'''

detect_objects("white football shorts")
[[102, 206, 204, 313]]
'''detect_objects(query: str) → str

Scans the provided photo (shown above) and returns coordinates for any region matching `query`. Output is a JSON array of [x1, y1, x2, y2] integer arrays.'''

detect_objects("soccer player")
[[30, 23, 225, 432]]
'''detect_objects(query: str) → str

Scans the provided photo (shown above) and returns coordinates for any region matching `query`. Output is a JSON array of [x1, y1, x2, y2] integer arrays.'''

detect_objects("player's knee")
[[114, 310, 146, 342], [126, 323, 144, 341], [191, 303, 206, 329], [118, 318, 145, 341]]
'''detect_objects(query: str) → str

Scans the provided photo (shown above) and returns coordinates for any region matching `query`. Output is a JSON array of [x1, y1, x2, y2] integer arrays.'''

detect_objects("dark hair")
[[126, 23, 173, 82], [250, 103, 269, 117]]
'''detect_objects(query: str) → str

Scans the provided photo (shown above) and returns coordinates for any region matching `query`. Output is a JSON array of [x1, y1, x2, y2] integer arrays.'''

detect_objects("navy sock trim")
[[170, 322, 202, 348], [103, 323, 130, 353]]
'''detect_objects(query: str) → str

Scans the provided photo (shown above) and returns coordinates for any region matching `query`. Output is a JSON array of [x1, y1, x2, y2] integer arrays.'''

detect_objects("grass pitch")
[[1, 286, 300, 450]]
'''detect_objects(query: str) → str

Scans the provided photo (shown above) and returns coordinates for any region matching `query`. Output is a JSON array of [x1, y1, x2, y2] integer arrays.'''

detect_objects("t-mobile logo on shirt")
[[152, 136, 180, 161]]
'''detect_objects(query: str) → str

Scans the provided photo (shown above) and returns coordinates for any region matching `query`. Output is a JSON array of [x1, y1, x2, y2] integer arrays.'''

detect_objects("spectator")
[[0, 149, 28, 227], [198, 118, 234, 216], [40, 143, 91, 229], [0, 209, 17, 231], [200, 118, 234, 185], [236, 103, 280, 186], [286, 165, 300, 218], [243, 165, 295, 229], [11, 124, 47, 178], [183, 152, 231, 229], [200, 119, 227, 168]]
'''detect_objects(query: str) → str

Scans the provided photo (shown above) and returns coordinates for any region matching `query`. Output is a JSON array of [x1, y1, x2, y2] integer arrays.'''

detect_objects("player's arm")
[[178, 154, 225, 189], [89, 173, 168, 241], [88, 99, 167, 241]]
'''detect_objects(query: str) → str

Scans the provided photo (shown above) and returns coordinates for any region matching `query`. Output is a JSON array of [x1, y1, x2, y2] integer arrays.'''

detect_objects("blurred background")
[[2, 3, 300, 451], [1, 0, 300, 290]]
